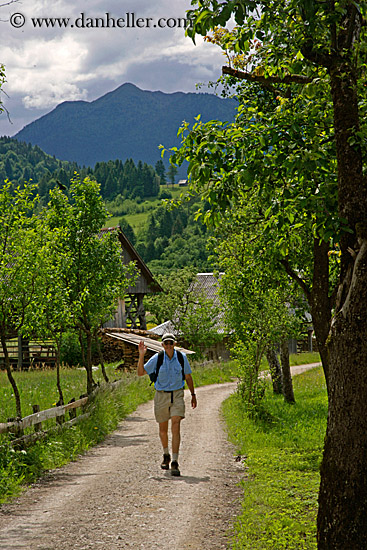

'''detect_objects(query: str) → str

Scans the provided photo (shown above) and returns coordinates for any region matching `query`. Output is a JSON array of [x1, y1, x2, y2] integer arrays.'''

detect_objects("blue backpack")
[[149, 350, 185, 385]]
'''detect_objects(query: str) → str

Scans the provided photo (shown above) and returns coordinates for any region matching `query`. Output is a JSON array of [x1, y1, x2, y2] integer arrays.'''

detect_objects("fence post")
[[7, 417, 23, 438], [68, 398, 77, 420], [56, 400, 65, 426], [32, 404, 42, 432]]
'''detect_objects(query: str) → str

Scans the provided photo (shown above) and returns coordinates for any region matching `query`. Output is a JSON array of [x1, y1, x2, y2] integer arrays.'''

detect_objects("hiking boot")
[[161, 453, 171, 470], [170, 460, 180, 476]]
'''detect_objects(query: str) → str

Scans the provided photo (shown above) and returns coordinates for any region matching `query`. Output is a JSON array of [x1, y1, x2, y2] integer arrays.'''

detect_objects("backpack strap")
[[176, 350, 186, 381], [156, 350, 164, 374]]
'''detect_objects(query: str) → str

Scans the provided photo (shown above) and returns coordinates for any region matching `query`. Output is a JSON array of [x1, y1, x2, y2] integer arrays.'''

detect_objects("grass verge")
[[222, 365, 327, 550]]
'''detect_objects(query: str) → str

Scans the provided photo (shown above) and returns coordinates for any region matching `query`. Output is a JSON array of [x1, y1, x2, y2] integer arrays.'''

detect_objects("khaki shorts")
[[154, 389, 185, 423]]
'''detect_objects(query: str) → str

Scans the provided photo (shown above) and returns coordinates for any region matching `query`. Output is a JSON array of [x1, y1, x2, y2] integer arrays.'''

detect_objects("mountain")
[[14, 83, 237, 171]]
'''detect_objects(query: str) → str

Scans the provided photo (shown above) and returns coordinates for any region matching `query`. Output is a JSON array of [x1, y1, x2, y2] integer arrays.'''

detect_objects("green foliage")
[[214, 225, 305, 409], [40, 176, 135, 391], [0, 138, 215, 277], [146, 267, 221, 353], [59, 331, 84, 367], [118, 217, 136, 245], [133, 194, 214, 274], [0, 181, 45, 417], [223, 367, 327, 549], [155, 159, 167, 185], [172, 1, 366, 309]]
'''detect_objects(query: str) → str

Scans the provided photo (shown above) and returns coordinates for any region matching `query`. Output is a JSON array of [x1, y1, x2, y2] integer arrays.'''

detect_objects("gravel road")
[[0, 382, 244, 550]]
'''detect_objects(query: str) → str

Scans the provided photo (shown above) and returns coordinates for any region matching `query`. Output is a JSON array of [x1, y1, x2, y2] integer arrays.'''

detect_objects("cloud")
[[0, 0, 225, 134], [4, 35, 89, 108]]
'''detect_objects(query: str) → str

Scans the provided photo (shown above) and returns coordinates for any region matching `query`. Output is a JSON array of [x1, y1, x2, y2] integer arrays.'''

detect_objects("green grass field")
[[103, 187, 187, 231], [223, 364, 327, 549]]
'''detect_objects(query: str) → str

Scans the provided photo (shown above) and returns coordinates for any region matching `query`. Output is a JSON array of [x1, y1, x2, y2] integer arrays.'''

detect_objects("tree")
[[146, 267, 221, 354], [167, 163, 178, 186], [179, 2, 367, 547], [215, 228, 301, 407], [155, 159, 167, 185], [45, 176, 135, 394], [24, 199, 75, 405], [118, 218, 136, 246], [0, 181, 42, 418]]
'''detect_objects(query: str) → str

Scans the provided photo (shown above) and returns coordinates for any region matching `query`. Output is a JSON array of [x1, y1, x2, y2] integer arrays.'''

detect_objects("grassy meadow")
[[104, 186, 186, 231]]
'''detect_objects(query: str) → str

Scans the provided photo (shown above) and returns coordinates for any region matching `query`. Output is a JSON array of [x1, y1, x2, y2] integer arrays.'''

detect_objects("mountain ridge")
[[14, 83, 237, 171]]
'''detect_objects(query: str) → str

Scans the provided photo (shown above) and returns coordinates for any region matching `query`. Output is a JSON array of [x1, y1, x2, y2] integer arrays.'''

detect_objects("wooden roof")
[[104, 329, 195, 355], [99, 227, 163, 294]]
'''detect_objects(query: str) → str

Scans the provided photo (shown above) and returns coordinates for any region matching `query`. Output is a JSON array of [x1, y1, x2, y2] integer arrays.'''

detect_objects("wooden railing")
[[0, 396, 91, 447], [0, 379, 124, 447]]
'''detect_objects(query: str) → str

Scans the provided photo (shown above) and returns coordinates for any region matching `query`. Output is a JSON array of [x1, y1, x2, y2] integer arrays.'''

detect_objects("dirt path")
[[0, 382, 244, 550], [0, 364, 321, 550]]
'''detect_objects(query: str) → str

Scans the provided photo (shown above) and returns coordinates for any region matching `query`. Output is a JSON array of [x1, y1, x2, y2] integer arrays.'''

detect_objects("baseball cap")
[[162, 332, 176, 343]]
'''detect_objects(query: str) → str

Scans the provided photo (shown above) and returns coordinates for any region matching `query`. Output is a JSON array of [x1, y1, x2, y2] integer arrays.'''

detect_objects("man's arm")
[[185, 373, 197, 409], [137, 340, 147, 376]]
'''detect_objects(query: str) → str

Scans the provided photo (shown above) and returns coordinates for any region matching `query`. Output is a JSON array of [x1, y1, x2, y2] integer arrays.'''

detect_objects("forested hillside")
[[0, 137, 161, 201], [0, 136, 214, 275]]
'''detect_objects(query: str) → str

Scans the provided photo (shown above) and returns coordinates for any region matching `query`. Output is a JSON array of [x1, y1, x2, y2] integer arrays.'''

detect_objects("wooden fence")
[[0, 395, 91, 447], [0, 379, 124, 448], [0, 337, 56, 371]]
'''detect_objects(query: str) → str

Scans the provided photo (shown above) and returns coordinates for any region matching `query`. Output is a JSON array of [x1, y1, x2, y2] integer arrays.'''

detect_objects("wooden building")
[[101, 227, 163, 330]]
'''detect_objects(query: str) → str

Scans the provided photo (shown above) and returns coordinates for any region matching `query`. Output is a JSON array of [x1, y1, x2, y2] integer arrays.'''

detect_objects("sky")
[[0, 0, 226, 136]]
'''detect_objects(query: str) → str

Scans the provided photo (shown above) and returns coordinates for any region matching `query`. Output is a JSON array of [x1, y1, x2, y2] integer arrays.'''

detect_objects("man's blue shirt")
[[144, 350, 192, 391]]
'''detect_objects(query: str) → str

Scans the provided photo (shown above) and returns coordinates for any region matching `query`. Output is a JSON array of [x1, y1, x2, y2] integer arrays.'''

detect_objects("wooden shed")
[[101, 227, 163, 330]]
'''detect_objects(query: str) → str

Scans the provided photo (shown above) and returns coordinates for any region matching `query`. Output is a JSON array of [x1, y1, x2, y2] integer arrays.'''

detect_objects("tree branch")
[[301, 39, 333, 69], [279, 258, 311, 300], [0, 0, 19, 7], [222, 65, 313, 85]]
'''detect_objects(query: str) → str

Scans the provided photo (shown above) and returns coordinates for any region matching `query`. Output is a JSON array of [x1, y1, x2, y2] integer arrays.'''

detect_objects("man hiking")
[[137, 332, 197, 476]]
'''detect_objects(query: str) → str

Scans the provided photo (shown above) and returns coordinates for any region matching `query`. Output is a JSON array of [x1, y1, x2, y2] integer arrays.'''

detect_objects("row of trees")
[[168, 1, 366, 547], [0, 177, 134, 420], [0, 137, 165, 202], [135, 199, 211, 271]]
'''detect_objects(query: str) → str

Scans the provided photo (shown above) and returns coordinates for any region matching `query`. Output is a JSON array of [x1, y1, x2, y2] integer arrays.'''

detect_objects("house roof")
[[99, 226, 163, 294], [149, 272, 228, 337], [148, 320, 175, 337], [191, 273, 224, 304]]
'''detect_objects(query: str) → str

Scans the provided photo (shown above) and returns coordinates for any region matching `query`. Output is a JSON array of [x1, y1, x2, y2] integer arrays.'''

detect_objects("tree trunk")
[[1, 332, 22, 419], [266, 346, 283, 394], [85, 329, 96, 395], [95, 331, 109, 383], [55, 340, 64, 405], [317, 225, 367, 549], [280, 339, 295, 404], [79, 329, 86, 366], [317, 52, 367, 548]]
